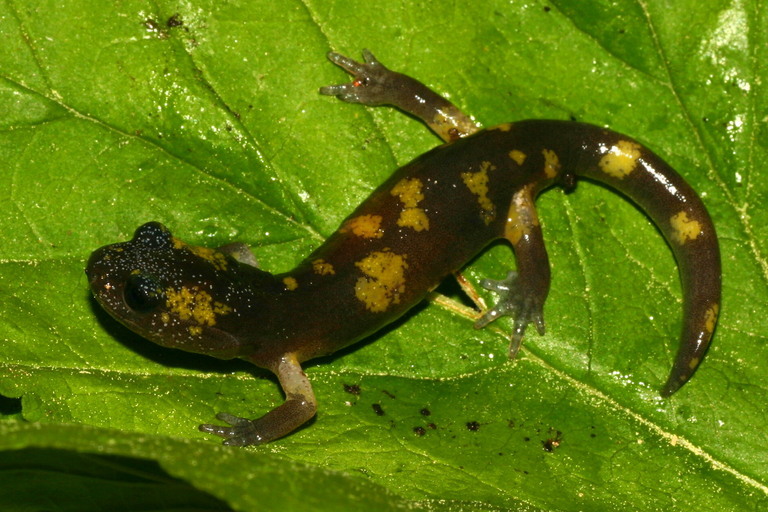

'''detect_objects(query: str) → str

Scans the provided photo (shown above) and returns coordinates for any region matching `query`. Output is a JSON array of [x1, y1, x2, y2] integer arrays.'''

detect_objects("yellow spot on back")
[[172, 237, 229, 271], [598, 140, 642, 178], [341, 215, 384, 239], [312, 259, 335, 275], [670, 211, 702, 244], [283, 276, 298, 290], [461, 161, 497, 225], [704, 303, 719, 333], [397, 207, 430, 231], [542, 149, 561, 179], [688, 357, 700, 370], [164, 286, 232, 334], [354, 250, 408, 312], [391, 178, 430, 231], [509, 149, 527, 166]]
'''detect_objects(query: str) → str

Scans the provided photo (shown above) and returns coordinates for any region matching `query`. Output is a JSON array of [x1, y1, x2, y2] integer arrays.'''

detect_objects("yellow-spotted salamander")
[[86, 50, 721, 446]]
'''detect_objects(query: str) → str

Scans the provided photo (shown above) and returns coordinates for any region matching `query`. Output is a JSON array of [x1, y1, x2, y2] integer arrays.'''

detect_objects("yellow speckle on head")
[[164, 286, 232, 333], [542, 149, 561, 179], [160, 312, 170, 324], [173, 237, 229, 271], [504, 185, 538, 245], [354, 250, 408, 313], [704, 303, 719, 333], [491, 123, 513, 132], [283, 276, 299, 291], [670, 211, 702, 244], [312, 259, 335, 275], [598, 140, 642, 179], [391, 178, 430, 231], [461, 161, 497, 225], [509, 149, 527, 166], [192, 246, 230, 271], [340, 214, 384, 239]]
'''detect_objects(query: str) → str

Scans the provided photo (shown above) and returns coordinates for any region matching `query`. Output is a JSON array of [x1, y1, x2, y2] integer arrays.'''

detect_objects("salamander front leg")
[[199, 354, 317, 446], [475, 187, 550, 358]]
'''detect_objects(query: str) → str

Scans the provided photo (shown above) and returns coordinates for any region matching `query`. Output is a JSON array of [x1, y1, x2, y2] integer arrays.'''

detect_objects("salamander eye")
[[132, 222, 174, 249], [124, 273, 164, 312]]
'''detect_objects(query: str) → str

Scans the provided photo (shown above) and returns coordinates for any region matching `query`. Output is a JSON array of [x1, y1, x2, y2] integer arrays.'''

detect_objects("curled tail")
[[573, 124, 721, 395]]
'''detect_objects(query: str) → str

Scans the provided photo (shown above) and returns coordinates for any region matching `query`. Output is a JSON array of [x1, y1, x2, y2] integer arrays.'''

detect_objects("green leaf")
[[1, 1, 765, 511]]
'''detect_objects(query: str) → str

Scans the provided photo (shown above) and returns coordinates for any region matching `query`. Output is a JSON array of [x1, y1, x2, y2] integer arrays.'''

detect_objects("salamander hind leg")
[[475, 187, 550, 358], [199, 354, 317, 446]]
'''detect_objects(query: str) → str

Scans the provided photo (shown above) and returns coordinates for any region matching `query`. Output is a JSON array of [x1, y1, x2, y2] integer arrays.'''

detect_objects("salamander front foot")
[[474, 271, 546, 358], [199, 355, 318, 446]]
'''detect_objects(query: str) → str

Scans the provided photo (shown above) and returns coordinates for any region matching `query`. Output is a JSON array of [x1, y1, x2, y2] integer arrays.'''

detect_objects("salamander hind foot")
[[474, 271, 546, 358]]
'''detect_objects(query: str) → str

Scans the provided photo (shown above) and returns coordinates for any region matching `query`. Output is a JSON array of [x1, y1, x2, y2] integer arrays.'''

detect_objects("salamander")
[[86, 50, 721, 446]]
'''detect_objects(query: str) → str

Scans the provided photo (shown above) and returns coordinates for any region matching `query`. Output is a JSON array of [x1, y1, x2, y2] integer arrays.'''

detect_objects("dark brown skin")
[[86, 50, 721, 446]]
